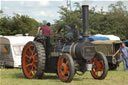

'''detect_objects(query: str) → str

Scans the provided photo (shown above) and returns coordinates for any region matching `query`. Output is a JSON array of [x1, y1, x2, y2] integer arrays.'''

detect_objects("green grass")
[[0, 63, 128, 85]]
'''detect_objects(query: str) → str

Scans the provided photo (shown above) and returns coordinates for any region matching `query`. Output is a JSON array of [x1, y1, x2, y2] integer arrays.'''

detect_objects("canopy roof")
[[91, 40, 122, 44], [94, 34, 120, 40], [0, 36, 34, 45]]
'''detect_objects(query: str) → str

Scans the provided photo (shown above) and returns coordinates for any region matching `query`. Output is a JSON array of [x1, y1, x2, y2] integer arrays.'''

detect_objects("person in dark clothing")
[[65, 24, 80, 42], [72, 24, 80, 41]]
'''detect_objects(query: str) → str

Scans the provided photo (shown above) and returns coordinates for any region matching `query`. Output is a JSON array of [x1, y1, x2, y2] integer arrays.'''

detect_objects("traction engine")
[[22, 5, 108, 82]]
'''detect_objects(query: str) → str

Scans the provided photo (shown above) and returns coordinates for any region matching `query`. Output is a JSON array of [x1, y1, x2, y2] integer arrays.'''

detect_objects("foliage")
[[0, 14, 41, 36], [0, 10, 3, 14], [53, 1, 128, 40], [53, 2, 82, 33]]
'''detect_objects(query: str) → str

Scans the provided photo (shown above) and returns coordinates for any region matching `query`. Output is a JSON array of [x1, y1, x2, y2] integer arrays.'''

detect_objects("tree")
[[0, 14, 41, 36], [107, 1, 128, 40], [0, 10, 3, 14], [53, 3, 82, 33]]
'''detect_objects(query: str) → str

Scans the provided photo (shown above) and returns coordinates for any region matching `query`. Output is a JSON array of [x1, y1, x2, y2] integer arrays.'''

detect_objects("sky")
[[0, 0, 128, 24]]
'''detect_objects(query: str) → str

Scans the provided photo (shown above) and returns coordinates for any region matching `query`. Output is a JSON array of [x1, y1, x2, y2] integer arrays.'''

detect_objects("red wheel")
[[57, 54, 75, 82], [22, 41, 46, 79], [90, 52, 108, 79]]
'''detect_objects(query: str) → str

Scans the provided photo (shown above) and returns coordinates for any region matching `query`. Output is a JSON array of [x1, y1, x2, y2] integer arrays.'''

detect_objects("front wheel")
[[90, 52, 108, 80], [57, 54, 75, 82]]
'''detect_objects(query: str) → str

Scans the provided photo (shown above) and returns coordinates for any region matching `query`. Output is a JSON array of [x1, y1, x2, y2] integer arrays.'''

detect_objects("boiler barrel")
[[60, 42, 96, 61], [60, 43, 78, 59]]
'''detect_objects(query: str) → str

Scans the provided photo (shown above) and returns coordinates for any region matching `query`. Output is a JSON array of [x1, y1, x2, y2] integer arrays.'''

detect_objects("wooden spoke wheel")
[[22, 41, 46, 79], [57, 54, 75, 82], [90, 52, 108, 80]]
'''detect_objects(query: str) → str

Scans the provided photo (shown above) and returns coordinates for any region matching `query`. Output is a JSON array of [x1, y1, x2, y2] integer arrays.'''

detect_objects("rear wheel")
[[90, 52, 108, 79], [22, 41, 46, 79], [57, 54, 75, 82]]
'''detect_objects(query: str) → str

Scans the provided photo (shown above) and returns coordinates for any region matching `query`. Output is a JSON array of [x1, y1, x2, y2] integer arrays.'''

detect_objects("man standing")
[[113, 42, 128, 71], [38, 22, 52, 57], [40, 22, 52, 36]]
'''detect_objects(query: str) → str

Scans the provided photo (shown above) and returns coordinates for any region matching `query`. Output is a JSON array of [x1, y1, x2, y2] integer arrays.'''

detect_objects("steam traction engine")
[[22, 5, 108, 82]]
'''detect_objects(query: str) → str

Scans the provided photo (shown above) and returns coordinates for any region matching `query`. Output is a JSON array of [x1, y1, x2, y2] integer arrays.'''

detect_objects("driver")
[[72, 24, 80, 41], [65, 24, 80, 42]]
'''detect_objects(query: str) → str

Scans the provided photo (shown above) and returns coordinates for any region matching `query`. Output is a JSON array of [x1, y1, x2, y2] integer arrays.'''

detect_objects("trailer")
[[0, 35, 34, 68], [91, 40, 122, 70]]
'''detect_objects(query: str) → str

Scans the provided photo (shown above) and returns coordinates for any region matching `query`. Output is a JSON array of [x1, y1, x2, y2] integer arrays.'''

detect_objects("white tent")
[[94, 34, 120, 40], [0, 35, 34, 68]]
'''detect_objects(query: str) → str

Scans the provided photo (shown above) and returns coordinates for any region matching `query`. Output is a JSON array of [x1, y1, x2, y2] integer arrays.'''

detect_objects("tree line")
[[0, 1, 128, 40], [53, 1, 128, 40], [0, 14, 43, 36]]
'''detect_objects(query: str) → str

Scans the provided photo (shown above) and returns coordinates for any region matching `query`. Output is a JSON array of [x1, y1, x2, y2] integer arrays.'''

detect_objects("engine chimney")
[[82, 5, 89, 40]]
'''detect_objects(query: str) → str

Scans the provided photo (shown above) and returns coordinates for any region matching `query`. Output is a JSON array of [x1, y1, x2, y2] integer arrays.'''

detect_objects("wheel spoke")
[[26, 63, 32, 68], [66, 61, 69, 66], [61, 57, 65, 63], [61, 71, 65, 76], [34, 60, 38, 63], [63, 64, 67, 75], [25, 54, 31, 59], [31, 66, 36, 75], [29, 70, 32, 76], [28, 47, 33, 55], [33, 63, 37, 70], [32, 55, 37, 62], [33, 53, 37, 58], [32, 47, 36, 56], [92, 68, 96, 72]]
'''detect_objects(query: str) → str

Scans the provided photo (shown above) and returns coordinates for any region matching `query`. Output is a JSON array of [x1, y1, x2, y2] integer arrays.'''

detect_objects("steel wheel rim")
[[22, 43, 38, 78], [91, 56, 104, 79], [58, 56, 70, 81]]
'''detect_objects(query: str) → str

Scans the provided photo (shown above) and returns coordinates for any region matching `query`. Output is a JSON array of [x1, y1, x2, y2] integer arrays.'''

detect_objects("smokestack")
[[82, 5, 89, 38]]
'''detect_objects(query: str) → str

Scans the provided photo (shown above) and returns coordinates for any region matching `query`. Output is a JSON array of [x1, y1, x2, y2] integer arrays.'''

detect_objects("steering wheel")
[[56, 25, 72, 43]]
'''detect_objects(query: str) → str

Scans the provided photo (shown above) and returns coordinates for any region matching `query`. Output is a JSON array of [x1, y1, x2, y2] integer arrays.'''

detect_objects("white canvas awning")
[[94, 34, 120, 40]]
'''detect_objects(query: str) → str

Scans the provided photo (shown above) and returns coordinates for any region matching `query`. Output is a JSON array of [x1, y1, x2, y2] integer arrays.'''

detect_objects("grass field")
[[0, 63, 128, 85]]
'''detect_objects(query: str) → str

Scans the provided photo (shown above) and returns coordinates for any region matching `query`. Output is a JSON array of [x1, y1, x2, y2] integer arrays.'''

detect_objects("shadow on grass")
[[11, 69, 101, 81], [12, 71, 59, 80], [13, 72, 90, 81], [9, 71, 111, 82], [43, 75, 58, 80], [73, 77, 93, 81], [13, 72, 25, 79]]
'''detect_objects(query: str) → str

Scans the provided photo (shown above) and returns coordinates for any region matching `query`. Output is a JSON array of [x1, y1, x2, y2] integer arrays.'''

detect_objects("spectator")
[[113, 42, 128, 71]]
